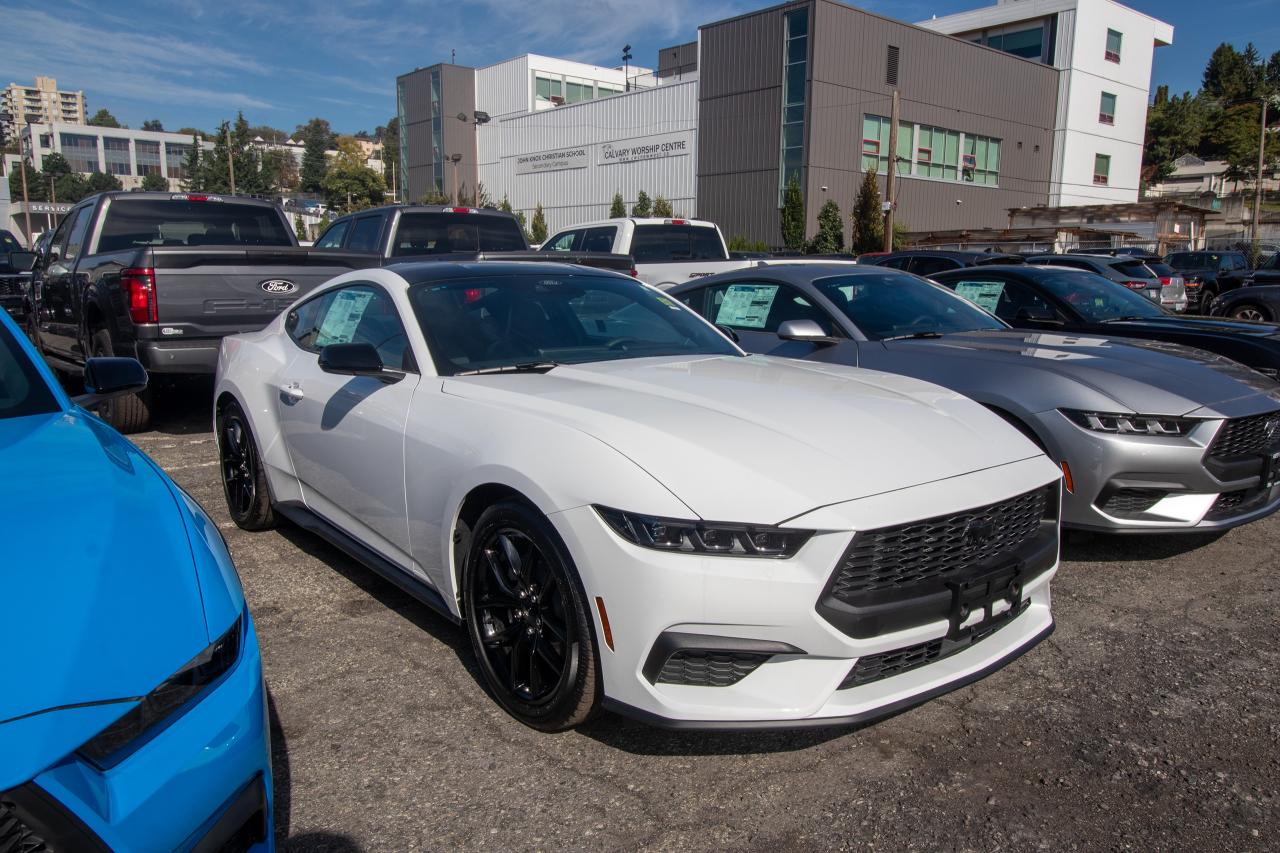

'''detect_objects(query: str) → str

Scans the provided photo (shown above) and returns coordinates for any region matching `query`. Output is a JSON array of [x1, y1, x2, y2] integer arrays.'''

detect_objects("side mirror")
[[319, 342, 404, 383], [5, 251, 37, 273], [1015, 306, 1063, 326], [777, 318, 840, 346], [714, 324, 740, 343], [73, 357, 148, 406]]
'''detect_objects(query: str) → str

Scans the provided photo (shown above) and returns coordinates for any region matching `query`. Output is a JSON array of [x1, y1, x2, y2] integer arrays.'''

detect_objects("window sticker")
[[316, 290, 375, 347], [953, 281, 1005, 314], [715, 284, 779, 329]]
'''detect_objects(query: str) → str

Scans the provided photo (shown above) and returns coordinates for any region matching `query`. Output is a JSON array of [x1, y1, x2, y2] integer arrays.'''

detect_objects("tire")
[[89, 329, 152, 433], [216, 399, 277, 531], [1229, 303, 1269, 322], [462, 501, 601, 731]]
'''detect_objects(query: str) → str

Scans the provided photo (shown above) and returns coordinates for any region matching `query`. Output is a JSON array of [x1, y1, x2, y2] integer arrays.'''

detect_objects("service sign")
[[598, 131, 693, 166], [515, 146, 590, 175]]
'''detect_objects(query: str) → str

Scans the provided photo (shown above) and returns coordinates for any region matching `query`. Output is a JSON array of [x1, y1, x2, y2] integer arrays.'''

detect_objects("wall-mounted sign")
[[23, 202, 73, 214], [598, 131, 693, 166], [515, 146, 589, 175]]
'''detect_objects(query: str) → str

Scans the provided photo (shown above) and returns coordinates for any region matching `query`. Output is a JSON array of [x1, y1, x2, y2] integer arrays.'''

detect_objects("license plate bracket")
[[945, 561, 1024, 641]]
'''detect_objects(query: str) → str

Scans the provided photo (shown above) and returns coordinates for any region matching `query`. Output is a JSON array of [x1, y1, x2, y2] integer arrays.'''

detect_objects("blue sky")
[[0, 0, 1272, 136]]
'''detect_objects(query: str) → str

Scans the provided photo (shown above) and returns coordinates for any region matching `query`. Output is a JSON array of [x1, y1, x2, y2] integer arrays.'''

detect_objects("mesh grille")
[[1208, 412, 1280, 461], [1205, 488, 1271, 521], [1100, 488, 1166, 516], [828, 486, 1050, 603], [656, 650, 767, 687], [0, 798, 51, 853]]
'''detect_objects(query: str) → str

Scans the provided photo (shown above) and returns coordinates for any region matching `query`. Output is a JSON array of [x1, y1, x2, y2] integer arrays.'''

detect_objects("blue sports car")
[[0, 310, 273, 850]]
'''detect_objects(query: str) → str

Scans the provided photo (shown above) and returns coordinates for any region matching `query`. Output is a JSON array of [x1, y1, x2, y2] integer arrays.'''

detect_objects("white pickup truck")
[[541, 217, 854, 290]]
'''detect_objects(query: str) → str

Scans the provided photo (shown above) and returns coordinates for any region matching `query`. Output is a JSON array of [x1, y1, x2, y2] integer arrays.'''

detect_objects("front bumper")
[[9, 614, 273, 851], [1028, 408, 1280, 532], [549, 457, 1060, 728]]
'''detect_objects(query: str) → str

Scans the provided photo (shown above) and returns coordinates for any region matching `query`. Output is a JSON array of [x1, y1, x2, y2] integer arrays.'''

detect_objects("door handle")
[[280, 382, 305, 402]]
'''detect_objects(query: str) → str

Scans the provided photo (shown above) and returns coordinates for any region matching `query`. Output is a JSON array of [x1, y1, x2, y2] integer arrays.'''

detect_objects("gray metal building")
[[396, 64, 477, 204]]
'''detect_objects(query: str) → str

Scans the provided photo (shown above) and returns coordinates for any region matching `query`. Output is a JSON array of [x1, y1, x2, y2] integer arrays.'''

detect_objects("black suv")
[[1164, 251, 1252, 302]]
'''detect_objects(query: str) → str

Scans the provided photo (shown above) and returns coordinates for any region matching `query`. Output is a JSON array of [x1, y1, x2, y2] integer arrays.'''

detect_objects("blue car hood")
[[0, 411, 210, 742]]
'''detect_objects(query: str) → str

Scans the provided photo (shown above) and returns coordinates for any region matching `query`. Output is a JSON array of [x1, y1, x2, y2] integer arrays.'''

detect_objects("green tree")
[[7, 160, 47, 202], [54, 172, 89, 203], [499, 195, 514, 213], [294, 213, 307, 242], [141, 119, 164, 132], [418, 190, 451, 204], [87, 108, 121, 128], [515, 210, 531, 243], [632, 190, 652, 217], [231, 112, 264, 195], [850, 169, 883, 254], [380, 117, 400, 189], [809, 198, 844, 254], [1142, 92, 1211, 184], [260, 148, 299, 193], [201, 121, 233, 193], [180, 134, 204, 192], [530, 203, 548, 244], [780, 175, 806, 252], [1211, 103, 1277, 188], [1203, 43, 1253, 102], [294, 119, 335, 149], [317, 212, 331, 233], [141, 172, 169, 191], [652, 195, 674, 217], [177, 127, 207, 140], [609, 191, 626, 217], [728, 234, 769, 252], [299, 118, 331, 193], [322, 161, 385, 211], [85, 171, 123, 193], [41, 152, 71, 179]]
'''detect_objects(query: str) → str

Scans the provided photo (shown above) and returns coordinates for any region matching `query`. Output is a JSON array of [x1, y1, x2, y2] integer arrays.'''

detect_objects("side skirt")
[[275, 500, 461, 626]]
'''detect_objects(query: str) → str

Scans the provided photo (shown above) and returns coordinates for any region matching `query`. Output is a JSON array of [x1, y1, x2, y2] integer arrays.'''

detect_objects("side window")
[[994, 279, 1055, 323], [705, 282, 833, 334], [946, 277, 1008, 316], [1228, 254, 1247, 271], [880, 256, 912, 270], [908, 256, 960, 276], [580, 226, 617, 253], [544, 230, 580, 251], [346, 217, 383, 252], [315, 220, 351, 249], [315, 284, 413, 371], [285, 290, 338, 352], [61, 207, 93, 263]]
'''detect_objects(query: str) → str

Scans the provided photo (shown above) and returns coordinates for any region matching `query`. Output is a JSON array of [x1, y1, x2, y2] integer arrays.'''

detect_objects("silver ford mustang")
[[672, 264, 1280, 533]]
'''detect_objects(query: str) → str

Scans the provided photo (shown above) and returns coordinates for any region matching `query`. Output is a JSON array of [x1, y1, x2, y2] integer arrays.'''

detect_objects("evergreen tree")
[[609, 191, 626, 217], [1202, 43, 1252, 102], [780, 176, 805, 252], [87, 109, 121, 128], [381, 117, 400, 188], [300, 118, 331, 193], [499, 195, 514, 213], [180, 135, 204, 192], [201, 121, 233, 193], [141, 172, 169, 191], [231, 112, 264, 196], [515, 210, 531, 243], [809, 199, 844, 254], [850, 169, 884, 254], [652, 195, 674, 217], [85, 171, 123, 194], [530, 203, 548, 244], [7, 160, 47, 202], [294, 213, 307, 242], [141, 119, 164, 132], [1142, 92, 1211, 184], [632, 190, 652, 217]]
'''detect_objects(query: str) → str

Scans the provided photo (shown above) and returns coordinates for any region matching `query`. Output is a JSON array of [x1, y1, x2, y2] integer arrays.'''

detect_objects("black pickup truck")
[[30, 192, 369, 432], [312, 204, 634, 273], [0, 229, 36, 327]]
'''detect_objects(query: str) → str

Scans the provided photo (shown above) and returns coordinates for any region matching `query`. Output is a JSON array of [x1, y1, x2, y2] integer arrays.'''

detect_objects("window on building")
[[1099, 92, 1116, 125], [1105, 29, 1122, 63], [861, 115, 912, 177], [564, 78, 593, 104], [863, 115, 997, 185], [103, 137, 132, 176], [778, 7, 809, 204], [430, 68, 444, 194], [165, 142, 190, 179], [987, 26, 1044, 60], [535, 75, 564, 103], [597, 84, 622, 97], [964, 134, 1001, 185], [135, 140, 162, 176], [60, 132, 99, 174], [1093, 153, 1111, 185]]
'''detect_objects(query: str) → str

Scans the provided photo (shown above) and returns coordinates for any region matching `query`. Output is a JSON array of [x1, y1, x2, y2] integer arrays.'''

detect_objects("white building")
[[1, 77, 86, 145], [23, 122, 214, 192], [919, 0, 1174, 207]]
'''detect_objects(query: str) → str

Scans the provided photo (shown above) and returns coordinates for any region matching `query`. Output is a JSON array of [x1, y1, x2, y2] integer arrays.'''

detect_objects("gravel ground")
[[136, 383, 1278, 852]]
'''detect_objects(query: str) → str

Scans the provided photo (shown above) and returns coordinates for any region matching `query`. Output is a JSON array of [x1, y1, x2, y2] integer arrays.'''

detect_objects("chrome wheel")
[[1231, 305, 1266, 322]]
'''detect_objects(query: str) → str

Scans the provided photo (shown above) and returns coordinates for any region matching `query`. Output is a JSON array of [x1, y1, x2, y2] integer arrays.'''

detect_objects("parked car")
[[1025, 254, 1167, 306], [0, 309, 272, 851], [930, 264, 1280, 379], [215, 260, 1062, 730], [1065, 250, 1190, 312], [541, 217, 856, 290], [672, 265, 1280, 534], [1164, 250, 1252, 306], [28, 191, 372, 432], [859, 249, 1025, 276], [1245, 252, 1280, 287], [0, 231, 36, 327], [1208, 283, 1280, 323], [312, 204, 633, 274]]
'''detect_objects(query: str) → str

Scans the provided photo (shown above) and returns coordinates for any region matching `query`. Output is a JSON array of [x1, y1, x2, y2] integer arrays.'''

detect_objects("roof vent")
[[886, 45, 900, 86]]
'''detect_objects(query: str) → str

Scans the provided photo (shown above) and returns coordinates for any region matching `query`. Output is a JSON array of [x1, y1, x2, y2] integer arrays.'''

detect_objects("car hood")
[[442, 354, 1046, 522], [1103, 315, 1280, 340], [881, 330, 1280, 415], [0, 411, 209, 747]]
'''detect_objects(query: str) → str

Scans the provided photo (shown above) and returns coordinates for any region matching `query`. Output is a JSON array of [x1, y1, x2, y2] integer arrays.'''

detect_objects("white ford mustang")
[[214, 261, 1062, 731]]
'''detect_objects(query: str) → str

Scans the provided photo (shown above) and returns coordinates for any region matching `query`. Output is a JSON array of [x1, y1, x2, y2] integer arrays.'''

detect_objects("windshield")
[[409, 273, 739, 374], [1146, 262, 1176, 278], [390, 213, 527, 256], [630, 225, 727, 262], [98, 199, 293, 251], [0, 320, 59, 420], [1033, 270, 1166, 321], [813, 272, 1005, 339], [1, 231, 20, 253], [1111, 260, 1158, 280]]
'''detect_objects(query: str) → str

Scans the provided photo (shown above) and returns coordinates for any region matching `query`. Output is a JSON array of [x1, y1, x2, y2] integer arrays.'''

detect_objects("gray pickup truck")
[[30, 192, 369, 432]]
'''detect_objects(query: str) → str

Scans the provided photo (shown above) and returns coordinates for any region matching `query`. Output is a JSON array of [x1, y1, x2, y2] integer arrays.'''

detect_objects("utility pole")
[[18, 133, 32, 249], [449, 153, 462, 204], [882, 90, 900, 252], [226, 124, 236, 195], [1254, 96, 1270, 245]]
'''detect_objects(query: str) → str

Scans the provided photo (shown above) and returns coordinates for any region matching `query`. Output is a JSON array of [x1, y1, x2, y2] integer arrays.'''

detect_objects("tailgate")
[[149, 248, 376, 337]]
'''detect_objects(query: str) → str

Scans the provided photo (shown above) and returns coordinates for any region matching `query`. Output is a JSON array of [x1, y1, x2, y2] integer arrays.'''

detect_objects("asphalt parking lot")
[[137, 383, 1278, 852]]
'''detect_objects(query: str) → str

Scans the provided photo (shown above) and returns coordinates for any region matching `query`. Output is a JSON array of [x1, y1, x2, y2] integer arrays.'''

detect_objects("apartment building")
[[1, 77, 86, 145]]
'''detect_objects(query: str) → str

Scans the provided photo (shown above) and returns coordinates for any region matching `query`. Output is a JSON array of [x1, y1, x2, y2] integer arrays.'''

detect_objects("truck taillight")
[[630, 267, 638, 278], [445, 207, 475, 214], [121, 268, 157, 324], [665, 219, 687, 225], [1121, 280, 1148, 290]]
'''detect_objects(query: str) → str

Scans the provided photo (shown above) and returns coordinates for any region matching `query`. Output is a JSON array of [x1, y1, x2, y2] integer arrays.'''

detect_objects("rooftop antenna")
[[451, 49, 456, 64]]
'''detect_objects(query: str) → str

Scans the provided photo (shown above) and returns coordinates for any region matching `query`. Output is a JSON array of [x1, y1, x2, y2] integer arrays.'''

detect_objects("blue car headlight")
[[595, 506, 813, 557], [79, 614, 243, 769]]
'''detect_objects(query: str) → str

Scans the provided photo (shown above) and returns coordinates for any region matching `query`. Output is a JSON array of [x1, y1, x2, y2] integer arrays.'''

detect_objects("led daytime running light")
[[594, 506, 813, 558], [1061, 409, 1196, 436]]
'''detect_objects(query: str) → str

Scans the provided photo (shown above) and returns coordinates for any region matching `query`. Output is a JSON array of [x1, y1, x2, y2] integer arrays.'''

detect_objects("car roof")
[[669, 263, 905, 291], [387, 260, 636, 285], [550, 217, 717, 230]]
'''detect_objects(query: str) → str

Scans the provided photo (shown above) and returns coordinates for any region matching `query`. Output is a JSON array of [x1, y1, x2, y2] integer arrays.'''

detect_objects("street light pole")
[[1253, 96, 1270, 245], [18, 132, 32, 249], [226, 123, 236, 195], [449, 153, 462, 204], [882, 90, 900, 252]]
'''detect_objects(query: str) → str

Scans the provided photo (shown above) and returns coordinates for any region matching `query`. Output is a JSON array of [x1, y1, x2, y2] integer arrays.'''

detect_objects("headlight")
[[1060, 409, 1198, 436], [80, 614, 243, 769], [594, 506, 813, 558]]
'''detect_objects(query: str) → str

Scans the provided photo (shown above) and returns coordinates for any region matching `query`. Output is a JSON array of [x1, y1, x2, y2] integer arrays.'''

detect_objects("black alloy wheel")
[[217, 400, 276, 530], [1229, 303, 1268, 322], [463, 501, 599, 730]]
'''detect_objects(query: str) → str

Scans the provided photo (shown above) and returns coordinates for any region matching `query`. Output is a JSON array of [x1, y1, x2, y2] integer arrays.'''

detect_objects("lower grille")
[[839, 599, 1028, 690], [0, 784, 108, 852], [656, 650, 768, 687], [1208, 411, 1280, 461], [1205, 488, 1272, 521], [0, 799, 51, 853], [1099, 488, 1166, 517]]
